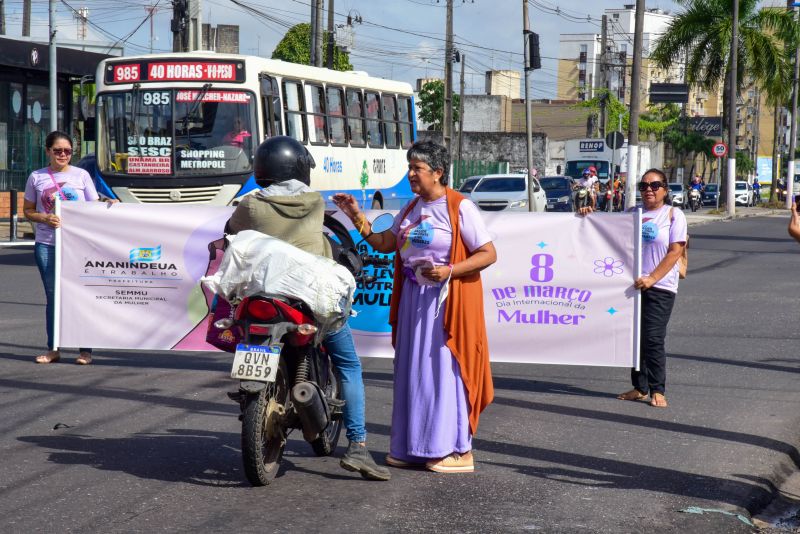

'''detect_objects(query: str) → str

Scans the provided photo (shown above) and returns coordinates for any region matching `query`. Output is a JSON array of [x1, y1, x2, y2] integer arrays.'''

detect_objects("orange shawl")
[[388, 187, 494, 434]]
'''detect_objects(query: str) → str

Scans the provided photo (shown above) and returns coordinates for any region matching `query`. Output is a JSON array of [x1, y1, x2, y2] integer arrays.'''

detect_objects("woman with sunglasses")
[[579, 168, 687, 407], [23, 131, 102, 364]]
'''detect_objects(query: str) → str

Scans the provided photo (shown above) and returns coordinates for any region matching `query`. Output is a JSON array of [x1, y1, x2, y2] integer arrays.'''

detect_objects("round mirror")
[[370, 213, 394, 234]]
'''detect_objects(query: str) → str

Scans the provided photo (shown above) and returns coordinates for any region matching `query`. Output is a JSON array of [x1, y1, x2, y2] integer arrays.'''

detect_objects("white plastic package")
[[201, 230, 356, 333]]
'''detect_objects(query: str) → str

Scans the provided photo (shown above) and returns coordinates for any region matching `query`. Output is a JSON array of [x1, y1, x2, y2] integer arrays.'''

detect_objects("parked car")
[[540, 176, 574, 212], [468, 174, 547, 212], [702, 183, 719, 206], [668, 183, 687, 209], [457, 176, 483, 199], [734, 181, 754, 206]]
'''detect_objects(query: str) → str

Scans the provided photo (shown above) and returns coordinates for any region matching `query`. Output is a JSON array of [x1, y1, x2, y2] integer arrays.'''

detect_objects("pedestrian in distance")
[[22, 131, 117, 365], [226, 136, 390, 481], [333, 140, 497, 473], [578, 168, 687, 408]]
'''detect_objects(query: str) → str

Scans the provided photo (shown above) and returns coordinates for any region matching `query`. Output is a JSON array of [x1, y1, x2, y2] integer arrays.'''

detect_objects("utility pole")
[[456, 52, 466, 185], [625, 0, 645, 209], [145, 4, 158, 53], [74, 6, 88, 40], [599, 14, 608, 139], [523, 0, 534, 211], [309, 0, 318, 67], [727, 0, 739, 216], [443, 0, 454, 157], [49, 0, 57, 132], [326, 0, 334, 69], [786, 2, 799, 208], [0, 0, 6, 35], [23, 0, 31, 36], [315, 0, 324, 67]]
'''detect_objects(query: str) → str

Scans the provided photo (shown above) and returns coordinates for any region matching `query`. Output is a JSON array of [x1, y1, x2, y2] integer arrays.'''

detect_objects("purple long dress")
[[389, 196, 491, 461]]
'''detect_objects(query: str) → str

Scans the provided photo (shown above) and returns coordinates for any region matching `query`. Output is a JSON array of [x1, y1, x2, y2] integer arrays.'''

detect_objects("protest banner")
[[57, 203, 640, 367]]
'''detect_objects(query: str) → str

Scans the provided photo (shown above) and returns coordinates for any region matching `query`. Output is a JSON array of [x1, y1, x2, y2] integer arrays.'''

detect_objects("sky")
[[0, 0, 743, 99]]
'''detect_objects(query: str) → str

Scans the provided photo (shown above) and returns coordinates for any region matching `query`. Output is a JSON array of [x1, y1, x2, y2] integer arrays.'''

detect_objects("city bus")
[[91, 52, 416, 208]]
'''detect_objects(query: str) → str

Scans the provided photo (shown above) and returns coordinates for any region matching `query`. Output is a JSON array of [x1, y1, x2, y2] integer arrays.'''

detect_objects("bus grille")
[[127, 186, 224, 204]]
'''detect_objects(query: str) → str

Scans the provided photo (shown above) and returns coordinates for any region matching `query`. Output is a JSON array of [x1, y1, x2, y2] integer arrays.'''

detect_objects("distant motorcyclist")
[[226, 136, 391, 481], [752, 179, 761, 204], [573, 166, 598, 208]]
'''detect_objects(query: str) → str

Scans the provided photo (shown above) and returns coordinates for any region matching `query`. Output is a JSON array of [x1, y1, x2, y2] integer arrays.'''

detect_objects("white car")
[[468, 174, 548, 212], [668, 183, 687, 209], [734, 181, 754, 206]]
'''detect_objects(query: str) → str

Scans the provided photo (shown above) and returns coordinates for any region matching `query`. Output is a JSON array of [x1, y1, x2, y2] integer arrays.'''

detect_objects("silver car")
[[468, 174, 548, 212], [668, 183, 687, 209]]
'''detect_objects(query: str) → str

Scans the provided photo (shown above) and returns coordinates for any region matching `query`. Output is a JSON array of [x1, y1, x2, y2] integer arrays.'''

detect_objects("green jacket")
[[227, 180, 332, 259]]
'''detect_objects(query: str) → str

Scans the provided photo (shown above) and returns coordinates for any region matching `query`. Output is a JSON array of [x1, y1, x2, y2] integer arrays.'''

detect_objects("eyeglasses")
[[638, 181, 665, 191], [51, 148, 73, 156]]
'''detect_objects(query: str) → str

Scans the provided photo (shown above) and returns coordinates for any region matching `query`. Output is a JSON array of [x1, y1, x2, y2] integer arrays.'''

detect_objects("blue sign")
[[757, 157, 772, 184]]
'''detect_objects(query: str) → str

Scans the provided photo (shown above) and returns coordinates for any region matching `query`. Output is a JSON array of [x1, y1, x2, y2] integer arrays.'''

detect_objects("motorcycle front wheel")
[[241, 361, 289, 486], [311, 366, 343, 457]]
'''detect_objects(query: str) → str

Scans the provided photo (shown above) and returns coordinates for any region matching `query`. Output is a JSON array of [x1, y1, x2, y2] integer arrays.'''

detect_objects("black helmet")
[[254, 136, 316, 186]]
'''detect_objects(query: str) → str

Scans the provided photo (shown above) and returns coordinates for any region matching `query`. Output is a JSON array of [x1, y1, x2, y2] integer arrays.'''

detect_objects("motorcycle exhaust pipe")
[[291, 382, 330, 442]]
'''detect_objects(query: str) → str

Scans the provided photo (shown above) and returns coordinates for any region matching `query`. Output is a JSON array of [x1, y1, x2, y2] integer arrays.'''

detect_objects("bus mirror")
[[83, 117, 96, 142], [370, 213, 394, 233]]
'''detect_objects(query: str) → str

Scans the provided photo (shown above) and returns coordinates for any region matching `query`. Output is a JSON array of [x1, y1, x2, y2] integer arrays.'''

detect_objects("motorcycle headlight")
[[509, 200, 528, 208], [558, 195, 570, 203]]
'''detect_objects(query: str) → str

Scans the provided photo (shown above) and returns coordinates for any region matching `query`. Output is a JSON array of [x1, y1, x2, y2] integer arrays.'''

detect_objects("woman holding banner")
[[332, 140, 497, 473], [580, 168, 686, 408], [22, 131, 102, 365]]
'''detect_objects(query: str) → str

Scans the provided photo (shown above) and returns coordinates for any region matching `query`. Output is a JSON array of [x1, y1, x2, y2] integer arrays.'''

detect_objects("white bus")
[[92, 52, 417, 208]]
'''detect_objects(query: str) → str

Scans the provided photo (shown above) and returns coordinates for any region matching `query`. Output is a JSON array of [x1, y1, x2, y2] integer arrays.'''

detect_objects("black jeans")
[[631, 287, 675, 395]]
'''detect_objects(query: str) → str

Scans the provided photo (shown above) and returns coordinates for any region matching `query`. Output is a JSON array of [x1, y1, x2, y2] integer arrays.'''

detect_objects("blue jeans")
[[34, 243, 91, 353], [323, 323, 366, 443]]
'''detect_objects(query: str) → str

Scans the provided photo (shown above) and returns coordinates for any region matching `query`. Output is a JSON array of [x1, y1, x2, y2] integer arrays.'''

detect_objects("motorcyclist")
[[752, 179, 761, 204], [573, 166, 598, 208], [226, 136, 391, 481], [689, 175, 704, 192]]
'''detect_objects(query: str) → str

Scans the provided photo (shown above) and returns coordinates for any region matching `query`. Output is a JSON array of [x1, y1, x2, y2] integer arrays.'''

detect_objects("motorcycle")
[[574, 185, 592, 210], [689, 188, 701, 212], [215, 213, 394, 486]]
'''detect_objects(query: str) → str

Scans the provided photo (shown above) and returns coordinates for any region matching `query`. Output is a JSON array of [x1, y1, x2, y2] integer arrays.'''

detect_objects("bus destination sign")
[[106, 60, 245, 84]]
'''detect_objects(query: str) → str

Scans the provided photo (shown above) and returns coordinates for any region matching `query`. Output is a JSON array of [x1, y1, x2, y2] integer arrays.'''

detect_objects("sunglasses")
[[51, 148, 73, 156], [638, 181, 665, 191]]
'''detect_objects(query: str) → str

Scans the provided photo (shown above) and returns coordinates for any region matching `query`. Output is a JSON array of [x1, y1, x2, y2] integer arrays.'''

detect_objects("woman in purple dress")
[[333, 141, 496, 473]]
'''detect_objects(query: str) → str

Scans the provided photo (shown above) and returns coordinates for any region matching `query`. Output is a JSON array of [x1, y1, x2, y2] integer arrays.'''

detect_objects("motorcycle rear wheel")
[[310, 368, 343, 456], [241, 362, 289, 486]]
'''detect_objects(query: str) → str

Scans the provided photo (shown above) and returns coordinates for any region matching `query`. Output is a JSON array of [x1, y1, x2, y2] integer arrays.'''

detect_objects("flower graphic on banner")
[[593, 256, 624, 277]]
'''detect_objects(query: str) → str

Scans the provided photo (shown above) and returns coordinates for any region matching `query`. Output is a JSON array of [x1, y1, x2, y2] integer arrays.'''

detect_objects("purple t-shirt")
[[390, 196, 491, 271], [24, 166, 99, 245], [639, 204, 687, 293]]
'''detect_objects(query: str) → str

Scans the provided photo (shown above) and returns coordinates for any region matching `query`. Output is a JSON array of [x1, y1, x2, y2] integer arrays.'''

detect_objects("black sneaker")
[[340, 442, 391, 481]]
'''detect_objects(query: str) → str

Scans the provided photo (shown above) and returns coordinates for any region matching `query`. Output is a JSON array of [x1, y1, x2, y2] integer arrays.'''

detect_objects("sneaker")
[[425, 451, 474, 473], [340, 442, 391, 481], [385, 454, 423, 468]]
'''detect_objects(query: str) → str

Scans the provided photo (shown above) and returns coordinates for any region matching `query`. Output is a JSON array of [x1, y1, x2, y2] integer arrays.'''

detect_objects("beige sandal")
[[617, 389, 648, 401], [35, 351, 60, 364], [76, 352, 93, 365], [650, 392, 668, 408]]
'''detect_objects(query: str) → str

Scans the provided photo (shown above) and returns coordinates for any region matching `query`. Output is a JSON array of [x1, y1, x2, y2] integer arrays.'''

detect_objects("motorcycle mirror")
[[370, 213, 394, 234]]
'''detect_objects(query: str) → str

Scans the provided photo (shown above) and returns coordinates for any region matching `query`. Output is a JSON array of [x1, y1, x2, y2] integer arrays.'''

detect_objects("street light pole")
[[727, 0, 739, 216], [786, 2, 800, 208], [625, 0, 645, 209], [523, 0, 534, 211], [49, 0, 57, 132]]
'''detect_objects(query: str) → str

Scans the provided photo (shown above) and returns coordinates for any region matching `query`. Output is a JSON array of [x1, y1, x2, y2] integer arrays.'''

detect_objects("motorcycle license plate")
[[231, 344, 281, 382]]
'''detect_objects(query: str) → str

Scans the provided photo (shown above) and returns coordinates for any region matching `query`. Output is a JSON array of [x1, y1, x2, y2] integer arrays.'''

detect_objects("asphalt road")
[[0, 214, 798, 533]]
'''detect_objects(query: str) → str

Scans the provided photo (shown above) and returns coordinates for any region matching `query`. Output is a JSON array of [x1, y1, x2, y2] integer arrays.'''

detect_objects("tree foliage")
[[271, 23, 353, 71], [417, 80, 460, 131]]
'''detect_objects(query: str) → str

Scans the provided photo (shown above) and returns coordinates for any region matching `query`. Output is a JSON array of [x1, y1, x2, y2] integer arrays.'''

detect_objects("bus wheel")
[[371, 197, 383, 209]]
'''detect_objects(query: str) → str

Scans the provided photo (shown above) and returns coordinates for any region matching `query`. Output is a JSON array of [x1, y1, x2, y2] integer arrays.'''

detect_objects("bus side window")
[[326, 85, 347, 146], [307, 84, 328, 145], [260, 74, 283, 138], [398, 96, 414, 148], [382, 94, 399, 149], [282, 79, 307, 143], [365, 91, 383, 148], [346, 89, 365, 147]]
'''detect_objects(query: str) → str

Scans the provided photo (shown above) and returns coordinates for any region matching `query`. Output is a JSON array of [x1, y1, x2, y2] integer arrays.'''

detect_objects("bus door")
[[259, 74, 282, 139]]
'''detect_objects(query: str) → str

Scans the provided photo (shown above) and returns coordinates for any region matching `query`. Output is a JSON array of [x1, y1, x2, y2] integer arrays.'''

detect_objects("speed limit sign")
[[712, 142, 728, 158]]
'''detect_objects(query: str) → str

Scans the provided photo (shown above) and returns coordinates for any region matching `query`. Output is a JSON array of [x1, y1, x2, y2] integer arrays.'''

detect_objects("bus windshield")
[[97, 88, 257, 177]]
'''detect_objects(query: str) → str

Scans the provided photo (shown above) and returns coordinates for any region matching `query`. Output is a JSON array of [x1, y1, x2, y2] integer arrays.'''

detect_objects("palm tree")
[[651, 0, 798, 204]]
